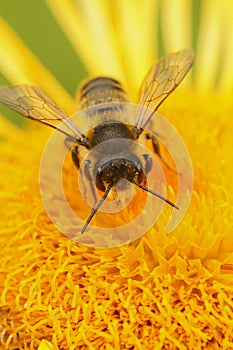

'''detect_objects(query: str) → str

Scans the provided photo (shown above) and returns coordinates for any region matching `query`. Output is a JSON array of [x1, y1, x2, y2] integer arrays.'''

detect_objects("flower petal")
[[195, 0, 225, 91], [45, 0, 126, 80], [0, 18, 74, 114], [45, 0, 159, 98], [161, 0, 193, 52]]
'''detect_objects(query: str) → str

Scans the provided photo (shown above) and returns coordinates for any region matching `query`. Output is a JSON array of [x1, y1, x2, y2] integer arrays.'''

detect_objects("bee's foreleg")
[[145, 132, 177, 173], [84, 159, 97, 204], [141, 154, 152, 175], [71, 145, 80, 169], [145, 132, 161, 156]]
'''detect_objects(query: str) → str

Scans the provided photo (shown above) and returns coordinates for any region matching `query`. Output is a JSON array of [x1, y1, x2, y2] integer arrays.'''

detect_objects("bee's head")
[[94, 153, 145, 192], [81, 150, 178, 235]]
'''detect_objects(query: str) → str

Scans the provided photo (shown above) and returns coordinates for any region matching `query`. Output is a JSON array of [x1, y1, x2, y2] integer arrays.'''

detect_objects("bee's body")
[[78, 77, 135, 149], [74, 77, 145, 206], [78, 77, 128, 110], [0, 48, 195, 233]]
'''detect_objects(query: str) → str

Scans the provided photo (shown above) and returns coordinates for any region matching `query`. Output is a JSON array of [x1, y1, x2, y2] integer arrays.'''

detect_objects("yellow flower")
[[1, 1, 233, 349]]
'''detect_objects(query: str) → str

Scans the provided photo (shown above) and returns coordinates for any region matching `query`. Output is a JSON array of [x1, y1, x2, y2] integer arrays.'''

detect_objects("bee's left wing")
[[0, 85, 84, 141], [135, 48, 195, 131]]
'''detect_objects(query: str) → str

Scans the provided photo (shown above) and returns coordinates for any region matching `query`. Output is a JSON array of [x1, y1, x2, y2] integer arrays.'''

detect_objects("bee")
[[0, 48, 195, 234]]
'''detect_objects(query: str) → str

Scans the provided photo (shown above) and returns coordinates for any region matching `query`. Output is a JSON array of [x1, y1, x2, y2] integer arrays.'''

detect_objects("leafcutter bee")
[[0, 48, 195, 233]]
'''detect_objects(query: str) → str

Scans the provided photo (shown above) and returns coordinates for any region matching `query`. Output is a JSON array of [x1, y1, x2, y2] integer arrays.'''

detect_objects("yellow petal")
[[45, 0, 159, 99], [0, 18, 74, 114], [114, 0, 159, 97], [217, 0, 233, 92], [160, 0, 193, 88], [45, 0, 126, 80], [160, 0, 193, 51], [38, 340, 53, 350], [195, 0, 224, 91], [0, 114, 21, 136]]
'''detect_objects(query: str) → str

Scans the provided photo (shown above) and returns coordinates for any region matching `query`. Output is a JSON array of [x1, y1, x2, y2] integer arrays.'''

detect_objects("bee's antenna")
[[81, 185, 112, 234], [131, 180, 179, 210]]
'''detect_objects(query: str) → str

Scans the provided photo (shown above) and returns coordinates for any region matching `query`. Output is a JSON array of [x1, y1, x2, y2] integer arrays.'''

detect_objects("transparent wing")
[[135, 48, 195, 130], [0, 85, 84, 141]]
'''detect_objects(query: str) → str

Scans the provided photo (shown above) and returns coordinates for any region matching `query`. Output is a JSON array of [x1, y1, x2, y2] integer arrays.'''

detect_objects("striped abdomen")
[[77, 77, 128, 110]]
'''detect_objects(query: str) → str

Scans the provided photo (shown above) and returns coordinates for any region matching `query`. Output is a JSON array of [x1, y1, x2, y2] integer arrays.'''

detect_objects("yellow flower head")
[[0, 1, 233, 349]]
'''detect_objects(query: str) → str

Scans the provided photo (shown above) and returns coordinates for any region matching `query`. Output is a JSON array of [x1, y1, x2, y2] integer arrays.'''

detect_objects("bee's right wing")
[[0, 85, 84, 142], [135, 48, 195, 131]]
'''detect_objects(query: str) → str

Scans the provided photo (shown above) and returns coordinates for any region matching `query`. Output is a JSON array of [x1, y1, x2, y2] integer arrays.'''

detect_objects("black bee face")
[[94, 153, 145, 192]]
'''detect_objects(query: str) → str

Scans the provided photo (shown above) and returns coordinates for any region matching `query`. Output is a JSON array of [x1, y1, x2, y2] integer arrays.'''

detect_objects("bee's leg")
[[140, 154, 152, 185], [145, 133, 161, 156], [141, 154, 153, 174], [71, 145, 80, 169], [71, 146, 98, 204], [145, 132, 177, 173], [72, 145, 90, 202], [84, 159, 97, 203]]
